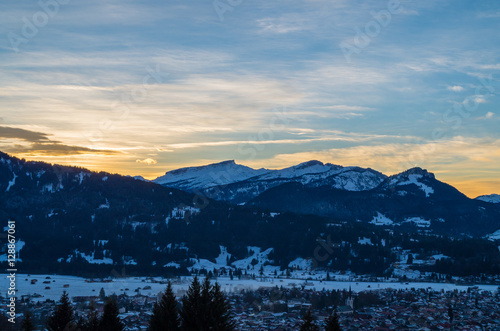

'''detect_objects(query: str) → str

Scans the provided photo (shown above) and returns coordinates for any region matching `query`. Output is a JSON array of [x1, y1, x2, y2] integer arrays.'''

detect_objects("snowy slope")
[[155, 160, 387, 203], [476, 194, 500, 204], [153, 160, 270, 190], [486, 229, 500, 241], [370, 212, 394, 226], [256, 160, 338, 180], [258, 161, 386, 191], [382, 168, 436, 197]]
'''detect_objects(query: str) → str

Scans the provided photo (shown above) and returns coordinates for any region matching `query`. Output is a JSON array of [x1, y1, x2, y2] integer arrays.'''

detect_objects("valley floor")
[[1, 274, 500, 330]]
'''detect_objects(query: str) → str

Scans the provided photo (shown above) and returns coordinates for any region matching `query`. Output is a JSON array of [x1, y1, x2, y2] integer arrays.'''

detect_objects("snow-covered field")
[[2, 273, 498, 302]]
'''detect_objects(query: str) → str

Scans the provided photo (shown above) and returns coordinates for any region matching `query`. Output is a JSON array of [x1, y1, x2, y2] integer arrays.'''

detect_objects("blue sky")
[[0, 0, 499, 197]]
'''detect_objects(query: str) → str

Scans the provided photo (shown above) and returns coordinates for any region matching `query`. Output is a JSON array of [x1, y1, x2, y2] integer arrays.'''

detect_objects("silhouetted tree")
[[99, 288, 106, 300], [210, 282, 235, 330], [200, 277, 212, 326], [180, 276, 203, 330], [78, 302, 100, 331], [324, 311, 341, 331], [21, 311, 35, 331], [407, 254, 414, 265], [448, 306, 454, 323], [99, 298, 124, 331], [180, 277, 235, 330], [299, 308, 319, 331], [148, 282, 180, 330], [47, 291, 74, 331]]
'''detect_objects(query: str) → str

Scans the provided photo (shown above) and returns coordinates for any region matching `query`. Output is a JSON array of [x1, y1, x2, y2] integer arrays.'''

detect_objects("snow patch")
[[403, 217, 431, 228], [486, 229, 500, 241], [476, 194, 500, 204], [288, 258, 313, 270], [189, 246, 234, 271], [370, 212, 394, 226], [75, 172, 89, 184], [169, 206, 200, 219], [77, 251, 113, 265], [130, 222, 147, 230], [5, 172, 17, 192], [232, 246, 274, 271], [398, 174, 434, 197], [98, 199, 110, 209], [123, 258, 137, 265], [43, 183, 54, 193], [431, 254, 450, 260], [357, 237, 373, 245]]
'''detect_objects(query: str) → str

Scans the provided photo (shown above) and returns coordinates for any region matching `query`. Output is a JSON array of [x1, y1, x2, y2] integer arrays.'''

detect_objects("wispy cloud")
[[0, 126, 119, 156], [477, 12, 500, 18], [162, 130, 416, 150], [477, 112, 495, 120], [447, 85, 464, 92], [256, 15, 313, 34], [136, 158, 158, 165], [319, 105, 374, 111], [0, 126, 50, 142]]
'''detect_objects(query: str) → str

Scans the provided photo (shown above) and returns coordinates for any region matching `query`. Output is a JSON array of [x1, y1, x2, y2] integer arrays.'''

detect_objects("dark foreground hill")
[[1, 152, 500, 278]]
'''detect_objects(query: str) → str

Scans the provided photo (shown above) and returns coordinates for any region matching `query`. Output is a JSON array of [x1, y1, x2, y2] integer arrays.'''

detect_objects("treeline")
[[20, 291, 124, 331], [19, 277, 235, 331]]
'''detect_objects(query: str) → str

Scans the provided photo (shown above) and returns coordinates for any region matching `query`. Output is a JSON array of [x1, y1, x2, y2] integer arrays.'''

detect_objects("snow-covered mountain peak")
[[389, 168, 435, 182], [400, 167, 435, 178], [211, 160, 236, 166], [153, 160, 270, 189], [155, 159, 389, 202], [476, 194, 500, 204], [386, 168, 436, 197], [257, 160, 337, 180], [295, 160, 324, 169]]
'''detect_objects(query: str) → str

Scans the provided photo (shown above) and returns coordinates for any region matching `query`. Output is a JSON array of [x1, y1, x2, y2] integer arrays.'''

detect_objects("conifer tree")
[[99, 298, 124, 331], [200, 277, 213, 326], [47, 291, 74, 331], [148, 281, 180, 331], [299, 308, 319, 331], [324, 311, 342, 331], [210, 282, 235, 330], [180, 276, 204, 330], [21, 310, 35, 331], [99, 287, 106, 300], [79, 302, 100, 331], [180, 277, 235, 330]]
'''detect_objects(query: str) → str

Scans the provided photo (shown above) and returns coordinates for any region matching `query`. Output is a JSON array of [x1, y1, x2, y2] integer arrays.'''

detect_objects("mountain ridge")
[[152, 160, 495, 204], [2, 151, 500, 279]]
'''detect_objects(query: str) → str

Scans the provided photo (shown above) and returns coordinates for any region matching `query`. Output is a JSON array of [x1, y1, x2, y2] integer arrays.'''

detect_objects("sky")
[[0, 0, 499, 198]]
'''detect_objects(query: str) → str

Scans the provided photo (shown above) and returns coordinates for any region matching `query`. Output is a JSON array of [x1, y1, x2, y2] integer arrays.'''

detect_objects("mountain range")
[[153, 160, 500, 236], [1, 151, 500, 278], [154, 160, 387, 203]]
